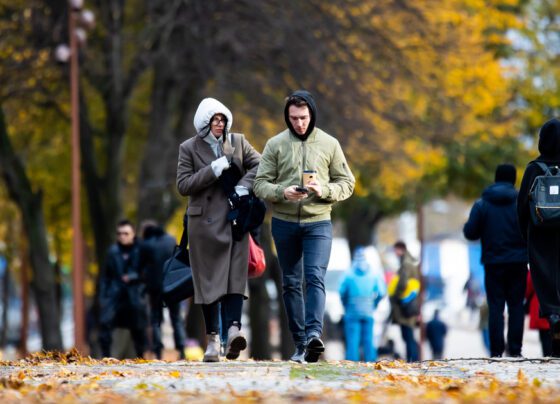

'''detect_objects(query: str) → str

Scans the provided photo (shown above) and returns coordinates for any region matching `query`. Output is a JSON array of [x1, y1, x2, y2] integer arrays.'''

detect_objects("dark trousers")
[[271, 218, 333, 346], [484, 262, 527, 357], [539, 329, 552, 357], [201, 294, 243, 335], [149, 291, 186, 358], [400, 325, 419, 362]]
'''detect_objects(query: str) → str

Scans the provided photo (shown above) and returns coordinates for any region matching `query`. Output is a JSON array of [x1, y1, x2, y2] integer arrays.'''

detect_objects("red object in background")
[[526, 271, 550, 330]]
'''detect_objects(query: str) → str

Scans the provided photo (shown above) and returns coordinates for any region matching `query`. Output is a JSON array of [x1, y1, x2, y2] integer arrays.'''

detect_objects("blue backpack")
[[529, 162, 560, 227]]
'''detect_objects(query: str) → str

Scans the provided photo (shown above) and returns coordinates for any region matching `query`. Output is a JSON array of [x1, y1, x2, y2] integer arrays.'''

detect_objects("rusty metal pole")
[[417, 201, 425, 361], [69, 3, 85, 353]]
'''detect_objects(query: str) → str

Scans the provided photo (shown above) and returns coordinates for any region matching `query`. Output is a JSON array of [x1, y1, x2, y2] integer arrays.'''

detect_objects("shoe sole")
[[226, 335, 247, 360], [203, 355, 219, 362], [305, 339, 325, 363]]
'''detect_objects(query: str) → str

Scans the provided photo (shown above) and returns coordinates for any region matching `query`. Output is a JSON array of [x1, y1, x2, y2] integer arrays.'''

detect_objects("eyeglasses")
[[211, 117, 226, 125]]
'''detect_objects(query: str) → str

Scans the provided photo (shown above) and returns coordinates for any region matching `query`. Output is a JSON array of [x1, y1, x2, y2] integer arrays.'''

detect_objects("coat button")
[[207, 218, 212, 223]]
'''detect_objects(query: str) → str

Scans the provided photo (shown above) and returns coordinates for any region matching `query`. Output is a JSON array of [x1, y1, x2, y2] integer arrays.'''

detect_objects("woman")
[[518, 118, 560, 356], [177, 98, 260, 362]]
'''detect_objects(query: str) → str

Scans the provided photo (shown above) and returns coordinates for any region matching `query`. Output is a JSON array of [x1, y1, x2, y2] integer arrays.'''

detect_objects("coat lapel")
[[193, 135, 217, 165]]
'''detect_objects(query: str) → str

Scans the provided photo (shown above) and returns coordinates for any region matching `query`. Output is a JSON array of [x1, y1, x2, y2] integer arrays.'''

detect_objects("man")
[[140, 221, 186, 360], [98, 220, 148, 358], [463, 164, 528, 357], [390, 241, 420, 362], [426, 309, 447, 360], [254, 90, 355, 362]]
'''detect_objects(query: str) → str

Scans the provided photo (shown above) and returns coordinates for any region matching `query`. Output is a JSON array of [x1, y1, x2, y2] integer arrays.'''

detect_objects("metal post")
[[69, 4, 85, 353]]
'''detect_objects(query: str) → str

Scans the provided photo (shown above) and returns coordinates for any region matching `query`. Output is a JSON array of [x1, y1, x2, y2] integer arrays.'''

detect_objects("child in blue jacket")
[[339, 247, 386, 361]]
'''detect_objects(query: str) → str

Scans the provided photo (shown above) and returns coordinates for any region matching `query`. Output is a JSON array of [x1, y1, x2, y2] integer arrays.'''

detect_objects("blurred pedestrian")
[[479, 300, 491, 355], [254, 90, 355, 363], [425, 309, 447, 360], [518, 118, 560, 357], [176, 97, 260, 362], [98, 220, 148, 358], [140, 221, 186, 360], [339, 247, 386, 362], [390, 241, 421, 362], [525, 271, 552, 356], [463, 163, 528, 357]]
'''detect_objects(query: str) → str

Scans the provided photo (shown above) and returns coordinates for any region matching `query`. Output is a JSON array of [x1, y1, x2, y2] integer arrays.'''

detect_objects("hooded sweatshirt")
[[284, 90, 317, 140], [464, 181, 527, 264], [518, 118, 560, 239], [254, 90, 355, 222]]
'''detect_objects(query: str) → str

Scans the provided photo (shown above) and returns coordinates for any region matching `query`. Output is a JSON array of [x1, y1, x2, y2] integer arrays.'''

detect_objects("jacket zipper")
[[297, 141, 307, 223]]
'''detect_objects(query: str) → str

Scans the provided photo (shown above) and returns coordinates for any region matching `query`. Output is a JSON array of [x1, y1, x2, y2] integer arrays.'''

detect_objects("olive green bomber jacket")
[[254, 128, 355, 223]]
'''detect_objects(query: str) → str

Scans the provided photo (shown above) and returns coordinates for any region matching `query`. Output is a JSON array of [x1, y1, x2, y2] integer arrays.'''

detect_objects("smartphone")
[[295, 186, 309, 193]]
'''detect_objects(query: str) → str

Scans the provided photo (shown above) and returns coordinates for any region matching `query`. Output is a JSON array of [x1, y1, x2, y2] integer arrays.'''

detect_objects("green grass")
[[289, 362, 356, 381]]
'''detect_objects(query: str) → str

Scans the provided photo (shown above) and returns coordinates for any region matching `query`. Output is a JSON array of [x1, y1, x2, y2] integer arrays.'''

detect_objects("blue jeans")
[[344, 316, 376, 362], [271, 218, 332, 346], [400, 325, 419, 362]]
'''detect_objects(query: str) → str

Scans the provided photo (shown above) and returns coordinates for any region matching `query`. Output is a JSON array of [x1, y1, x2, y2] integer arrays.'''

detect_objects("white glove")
[[234, 185, 249, 196], [211, 156, 230, 177]]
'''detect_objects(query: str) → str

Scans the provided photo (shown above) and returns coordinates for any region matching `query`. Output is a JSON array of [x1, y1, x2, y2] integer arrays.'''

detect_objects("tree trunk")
[[185, 299, 206, 348], [0, 106, 63, 351], [136, 59, 184, 225], [261, 220, 293, 359], [0, 259, 9, 348], [345, 200, 383, 254], [248, 276, 271, 359]]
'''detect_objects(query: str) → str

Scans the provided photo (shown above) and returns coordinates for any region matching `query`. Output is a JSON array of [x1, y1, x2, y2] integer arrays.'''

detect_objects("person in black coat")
[[464, 164, 528, 357], [426, 309, 447, 360], [518, 118, 560, 356], [98, 220, 148, 358], [140, 222, 186, 359]]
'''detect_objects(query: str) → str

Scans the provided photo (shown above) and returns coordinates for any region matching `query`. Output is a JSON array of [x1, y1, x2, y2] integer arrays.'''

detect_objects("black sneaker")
[[304, 336, 325, 363], [290, 345, 306, 363]]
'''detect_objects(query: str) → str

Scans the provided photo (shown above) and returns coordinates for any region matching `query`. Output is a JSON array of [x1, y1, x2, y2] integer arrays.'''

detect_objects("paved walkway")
[[2, 353, 560, 402]]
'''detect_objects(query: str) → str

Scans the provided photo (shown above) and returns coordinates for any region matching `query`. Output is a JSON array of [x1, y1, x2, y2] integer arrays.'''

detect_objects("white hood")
[[193, 97, 233, 136]]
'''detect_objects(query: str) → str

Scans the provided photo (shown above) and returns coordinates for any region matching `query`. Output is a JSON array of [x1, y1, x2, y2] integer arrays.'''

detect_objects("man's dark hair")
[[285, 95, 309, 109], [393, 240, 407, 250], [117, 219, 134, 228]]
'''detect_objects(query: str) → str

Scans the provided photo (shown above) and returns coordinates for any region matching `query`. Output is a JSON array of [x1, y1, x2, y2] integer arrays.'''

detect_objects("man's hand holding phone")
[[284, 185, 309, 201]]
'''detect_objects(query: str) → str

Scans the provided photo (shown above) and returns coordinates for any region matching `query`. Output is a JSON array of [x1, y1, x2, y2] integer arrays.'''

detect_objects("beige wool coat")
[[177, 132, 260, 304]]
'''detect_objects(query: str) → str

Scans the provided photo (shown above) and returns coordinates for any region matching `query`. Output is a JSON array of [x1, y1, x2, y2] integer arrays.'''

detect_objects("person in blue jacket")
[[463, 163, 528, 357], [339, 247, 386, 362]]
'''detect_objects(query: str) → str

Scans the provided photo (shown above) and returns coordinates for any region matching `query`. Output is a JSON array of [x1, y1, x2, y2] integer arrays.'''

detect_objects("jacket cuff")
[[276, 185, 285, 201], [320, 184, 332, 200]]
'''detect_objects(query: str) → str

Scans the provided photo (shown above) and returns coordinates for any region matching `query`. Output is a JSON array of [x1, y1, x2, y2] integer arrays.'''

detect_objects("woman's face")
[[210, 114, 226, 138]]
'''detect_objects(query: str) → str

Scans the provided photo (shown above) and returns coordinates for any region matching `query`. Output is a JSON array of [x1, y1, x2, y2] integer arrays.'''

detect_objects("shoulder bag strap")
[[178, 213, 189, 250]]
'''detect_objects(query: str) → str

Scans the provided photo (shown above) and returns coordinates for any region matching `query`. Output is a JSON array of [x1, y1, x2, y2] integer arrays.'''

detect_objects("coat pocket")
[[187, 205, 203, 216]]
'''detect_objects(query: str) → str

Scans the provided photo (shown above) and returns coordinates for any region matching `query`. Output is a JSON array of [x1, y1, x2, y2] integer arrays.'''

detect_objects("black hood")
[[537, 118, 560, 162], [482, 182, 517, 205], [284, 90, 317, 140]]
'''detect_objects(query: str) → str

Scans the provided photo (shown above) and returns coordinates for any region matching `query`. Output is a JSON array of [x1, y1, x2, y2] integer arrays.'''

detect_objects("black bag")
[[219, 135, 266, 241], [529, 162, 560, 227], [162, 214, 194, 305]]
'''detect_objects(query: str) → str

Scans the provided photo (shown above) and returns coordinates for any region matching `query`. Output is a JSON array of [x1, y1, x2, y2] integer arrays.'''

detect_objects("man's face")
[[288, 105, 310, 136], [116, 224, 135, 246], [210, 113, 226, 138]]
